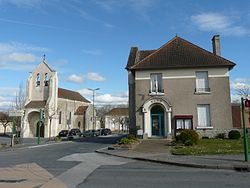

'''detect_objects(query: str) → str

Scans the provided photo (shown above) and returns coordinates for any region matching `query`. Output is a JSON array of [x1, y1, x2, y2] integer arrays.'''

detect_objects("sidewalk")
[[96, 139, 250, 171], [0, 137, 70, 151]]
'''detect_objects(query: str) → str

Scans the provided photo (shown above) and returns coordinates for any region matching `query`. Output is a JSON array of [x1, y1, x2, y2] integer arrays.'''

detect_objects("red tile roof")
[[74, 106, 89, 115], [105, 108, 128, 116], [58, 88, 90, 103], [126, 36, 235, 70]]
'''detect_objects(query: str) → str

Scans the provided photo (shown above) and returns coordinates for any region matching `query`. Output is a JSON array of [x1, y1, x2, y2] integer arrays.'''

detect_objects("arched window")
[[44, 73, 49, 86], [36, 73, 40, 87]]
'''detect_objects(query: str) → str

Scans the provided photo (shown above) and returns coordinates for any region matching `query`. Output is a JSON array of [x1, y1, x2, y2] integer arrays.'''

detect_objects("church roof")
[[105, 108, 128, 116], [126, 36, 235, 70], [74, 106, 89, 115], [24, 101, 46, 108], [58, 88, 90, 103]]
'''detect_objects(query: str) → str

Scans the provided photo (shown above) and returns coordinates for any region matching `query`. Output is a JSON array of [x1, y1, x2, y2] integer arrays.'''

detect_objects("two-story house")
[[126, 35, 235, 138], [22, 59, 93, 138]]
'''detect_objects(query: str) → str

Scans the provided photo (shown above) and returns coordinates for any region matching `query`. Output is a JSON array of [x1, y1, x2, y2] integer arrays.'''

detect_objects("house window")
[[150, 73, 164, 93], [44, 73, 49, 86], [175, 115, 193, 131], [36, 73, 40, 87], [59, 111, 62, 124], [195, 71, 210, 92], [197, 104, 211, 128]]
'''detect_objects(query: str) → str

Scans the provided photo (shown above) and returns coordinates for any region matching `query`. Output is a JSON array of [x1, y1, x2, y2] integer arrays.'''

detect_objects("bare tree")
[[237, 85, 250, 98], [0, 112, 11, 135], [96, 105, 114, 128], [14, 82, 26, 110], [111, 116, 129, 132], [11, 82, 26, 137]]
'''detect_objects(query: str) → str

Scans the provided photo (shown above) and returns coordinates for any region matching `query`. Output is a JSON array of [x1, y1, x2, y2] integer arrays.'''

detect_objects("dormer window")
[[44, 73, 49, 86], [36, 73, 40, 87], [150, 73, 164, 94]]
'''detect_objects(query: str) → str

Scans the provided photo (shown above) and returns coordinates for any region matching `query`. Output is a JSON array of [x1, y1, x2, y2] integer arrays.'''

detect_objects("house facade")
[[105, 108, 129, 131], [22, 60, 93, 138], [126, 35, 235, 138]]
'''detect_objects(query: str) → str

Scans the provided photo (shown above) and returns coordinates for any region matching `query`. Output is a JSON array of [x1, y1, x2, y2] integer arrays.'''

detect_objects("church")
[[21, 59, 93, 138]]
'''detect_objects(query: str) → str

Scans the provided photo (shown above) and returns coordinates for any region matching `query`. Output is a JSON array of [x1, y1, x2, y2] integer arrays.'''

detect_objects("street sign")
[[9, 110, 24, 117]]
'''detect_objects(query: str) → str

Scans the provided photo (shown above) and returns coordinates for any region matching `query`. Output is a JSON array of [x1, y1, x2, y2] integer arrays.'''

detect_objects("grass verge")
[[171, 138, 250, 155]]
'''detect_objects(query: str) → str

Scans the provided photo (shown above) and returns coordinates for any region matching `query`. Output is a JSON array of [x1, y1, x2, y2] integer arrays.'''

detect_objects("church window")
[[36, 73, 40, 87], [44, 73, 49, 86]]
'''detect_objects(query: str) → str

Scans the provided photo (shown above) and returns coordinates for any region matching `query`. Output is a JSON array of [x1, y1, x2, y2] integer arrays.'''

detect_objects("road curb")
[[96, 148, 250, 172]]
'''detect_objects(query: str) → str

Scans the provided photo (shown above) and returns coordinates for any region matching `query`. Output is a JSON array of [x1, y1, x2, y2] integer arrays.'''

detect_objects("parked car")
[[68, 128, 81, 140], [105, 128, 112, 135], [58, 130, 69, 137], [99, 128, 111, 136], [81, 130, 99, 137]]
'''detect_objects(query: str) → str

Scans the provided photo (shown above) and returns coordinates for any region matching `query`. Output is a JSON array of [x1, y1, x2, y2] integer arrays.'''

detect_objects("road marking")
[[58, 152, 132, 188]]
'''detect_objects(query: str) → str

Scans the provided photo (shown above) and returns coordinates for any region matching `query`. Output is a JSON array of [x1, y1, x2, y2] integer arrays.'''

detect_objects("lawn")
[[171, 138, 250, 155]]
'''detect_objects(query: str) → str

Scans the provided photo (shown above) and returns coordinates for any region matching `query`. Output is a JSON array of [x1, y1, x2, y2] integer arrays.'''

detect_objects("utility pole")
[[88, 88, 100, 130]]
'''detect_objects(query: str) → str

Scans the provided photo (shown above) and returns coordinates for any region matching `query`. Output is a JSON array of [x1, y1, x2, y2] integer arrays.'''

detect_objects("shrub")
[[228, 130, 241, 139], [54, 136, 62, 142], [179, 130, 199, 146], [119, 138, 134, 145], [175, 134, 182, 143], [127, 134, 136, 140], [216, 133, 226, 139]]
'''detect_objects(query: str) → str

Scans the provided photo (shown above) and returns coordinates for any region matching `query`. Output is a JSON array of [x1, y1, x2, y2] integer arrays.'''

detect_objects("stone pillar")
[[168, 112, 172, 134]]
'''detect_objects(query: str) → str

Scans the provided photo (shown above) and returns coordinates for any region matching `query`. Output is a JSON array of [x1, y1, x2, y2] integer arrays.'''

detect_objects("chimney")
[[212, 35, 221, 56]]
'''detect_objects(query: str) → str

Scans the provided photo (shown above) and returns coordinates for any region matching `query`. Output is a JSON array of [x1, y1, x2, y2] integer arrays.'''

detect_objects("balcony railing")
[[149, 88, 165, 94], [195, 87, 211, 93]]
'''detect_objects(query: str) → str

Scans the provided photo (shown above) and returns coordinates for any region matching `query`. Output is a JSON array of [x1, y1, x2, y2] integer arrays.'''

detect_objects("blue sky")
[[0, 0, 250, 109]]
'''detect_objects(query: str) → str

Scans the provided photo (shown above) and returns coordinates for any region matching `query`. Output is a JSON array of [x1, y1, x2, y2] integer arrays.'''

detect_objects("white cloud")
[[0, 0, 42, 8], [0, 87, 19, 110], [87, 72, 106, 82], [94, 94, 128, 105], [230, 78, 250, 90], [191, 12, 249, 36], [67, 74, 84, 83], [0, 41, 48, 71], [0, 41, 49, 53], [230, 78, 250, 101], [1, 53, 36, 63], [77, 88, 94, 96], [78, 88, 128, 105], [82, 49, 102, 56], [95, 93, 128, 105]]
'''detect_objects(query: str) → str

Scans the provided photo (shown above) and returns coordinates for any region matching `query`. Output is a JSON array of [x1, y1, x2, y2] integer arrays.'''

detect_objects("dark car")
[[69, 128, 81, 136], [99, 128, 111, 136], [68, 128, 81, 140], [105, 128, 112, 135], [82, 130, 99, 137], [58, 130, 69, 137]]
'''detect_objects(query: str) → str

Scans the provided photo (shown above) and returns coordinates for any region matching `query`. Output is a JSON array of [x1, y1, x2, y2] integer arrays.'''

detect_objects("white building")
[[105, 108, 129, 131], [22, 60, 93, 138]]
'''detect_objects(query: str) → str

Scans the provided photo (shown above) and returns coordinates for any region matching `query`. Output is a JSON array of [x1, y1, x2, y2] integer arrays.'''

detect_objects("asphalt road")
[[1, 136, 250, 188]]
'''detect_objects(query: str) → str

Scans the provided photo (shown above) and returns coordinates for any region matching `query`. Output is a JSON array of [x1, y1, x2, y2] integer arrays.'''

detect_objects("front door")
[[151, 114, 164, 136]]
